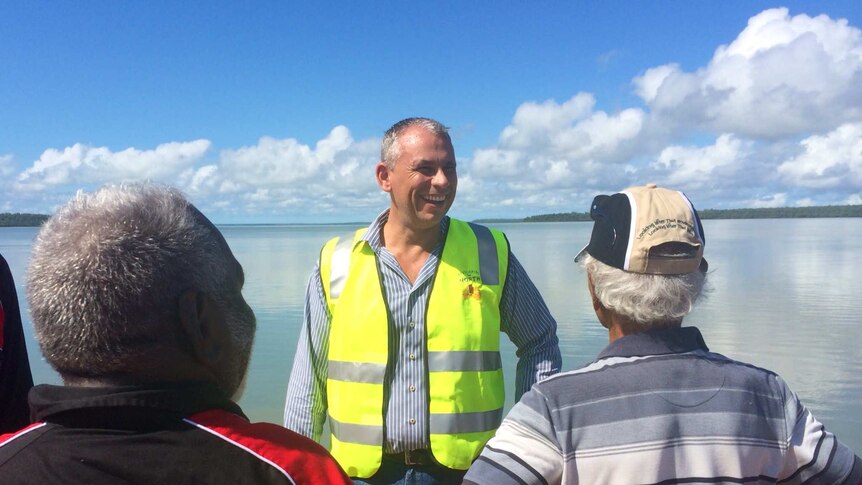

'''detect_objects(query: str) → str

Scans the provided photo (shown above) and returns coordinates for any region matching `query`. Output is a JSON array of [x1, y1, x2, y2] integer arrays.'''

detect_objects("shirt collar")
[[29, 381, 245, 424], [361, 209, 450, 253], [596, 326, 709, 360]]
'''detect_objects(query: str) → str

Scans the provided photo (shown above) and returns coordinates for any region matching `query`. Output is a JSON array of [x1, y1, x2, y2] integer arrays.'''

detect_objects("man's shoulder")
[[0, 422, 51, 451], [185, 409, 350, 483], [532, 348, 787, 405], [0, 422, 53, 473], [449, 218, 504, 233], [447, 219, 510, 254], [324, 226, 368, 243], [185, 408, 332, 457]]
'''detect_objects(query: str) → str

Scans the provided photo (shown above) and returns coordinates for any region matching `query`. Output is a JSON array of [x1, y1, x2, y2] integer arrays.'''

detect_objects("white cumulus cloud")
[[498, 94, 596, 150], [15, 140, 211, 191], [218, 126, 378, 190], [778, 122, 862, 189], [206, 126, 382, 216], [634, 8, 862, 138], [462, 94, 647, 215], [650, 134, 751, 189], [458, 8, 862, 216]]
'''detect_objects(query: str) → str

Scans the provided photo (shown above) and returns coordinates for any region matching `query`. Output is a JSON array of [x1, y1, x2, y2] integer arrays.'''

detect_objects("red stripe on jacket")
[[185, 409, 351, 484], [0, 422, 48, 445]]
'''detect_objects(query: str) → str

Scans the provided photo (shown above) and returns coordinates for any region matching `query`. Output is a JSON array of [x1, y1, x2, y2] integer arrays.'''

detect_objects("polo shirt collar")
[[596, 326, 709, 360]]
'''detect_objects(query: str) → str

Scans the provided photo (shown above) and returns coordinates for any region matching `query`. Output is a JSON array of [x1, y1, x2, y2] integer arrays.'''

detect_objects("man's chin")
[[418, 206, 450, 223]]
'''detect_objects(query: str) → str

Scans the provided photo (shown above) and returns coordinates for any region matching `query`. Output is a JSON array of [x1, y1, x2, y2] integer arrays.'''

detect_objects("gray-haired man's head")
[[27, 183, 255, 396]]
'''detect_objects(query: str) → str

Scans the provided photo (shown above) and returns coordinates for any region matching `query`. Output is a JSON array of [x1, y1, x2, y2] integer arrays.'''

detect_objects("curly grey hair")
[[381, 117, 450, 169], [580, 253, 707, 325], [27, 183, 254, 380]]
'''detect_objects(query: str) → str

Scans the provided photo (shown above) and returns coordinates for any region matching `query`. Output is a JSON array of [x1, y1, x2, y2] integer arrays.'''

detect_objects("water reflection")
[[2, 218, 860, 452]]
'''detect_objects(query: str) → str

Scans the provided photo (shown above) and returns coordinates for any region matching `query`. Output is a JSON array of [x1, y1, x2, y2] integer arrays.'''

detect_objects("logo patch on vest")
[[459, 270, 482, 283], [463, 283, 482, 300]]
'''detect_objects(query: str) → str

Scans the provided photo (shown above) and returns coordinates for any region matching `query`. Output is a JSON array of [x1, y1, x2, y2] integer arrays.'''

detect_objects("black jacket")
[[0, 382, 351, 484]]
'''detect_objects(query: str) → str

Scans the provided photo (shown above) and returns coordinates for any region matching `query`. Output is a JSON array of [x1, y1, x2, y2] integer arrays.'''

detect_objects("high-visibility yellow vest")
[[321, 218, 509, 478]]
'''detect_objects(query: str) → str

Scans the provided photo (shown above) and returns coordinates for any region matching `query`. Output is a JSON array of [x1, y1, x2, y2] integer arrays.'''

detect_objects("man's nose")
[[432, 168, 450, 186]]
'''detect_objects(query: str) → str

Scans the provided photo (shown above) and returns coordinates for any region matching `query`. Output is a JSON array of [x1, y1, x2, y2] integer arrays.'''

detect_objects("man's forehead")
[[400, 127, 455, 157], [402, 125, 451, 143]]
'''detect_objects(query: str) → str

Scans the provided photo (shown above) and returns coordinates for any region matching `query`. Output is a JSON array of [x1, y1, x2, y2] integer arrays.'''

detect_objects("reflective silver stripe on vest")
[[427, 351, 502, 372], [429, 407, 504, 434], [329, 231, 357, 300], [467, 223, 499, 285], [330, 417, 383, 446], [328, 360, 387, 383]]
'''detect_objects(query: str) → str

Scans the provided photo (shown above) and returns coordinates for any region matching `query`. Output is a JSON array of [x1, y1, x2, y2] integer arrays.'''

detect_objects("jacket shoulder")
[[185, 409, 351, 484], [0, 423, 51, 465]]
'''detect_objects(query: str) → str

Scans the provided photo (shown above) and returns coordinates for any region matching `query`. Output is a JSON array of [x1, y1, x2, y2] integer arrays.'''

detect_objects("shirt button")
[[409, 385, 416, 392], [409, 320, 415, 329], [409, 353, 416, 360], [408, 418, 416, 425]]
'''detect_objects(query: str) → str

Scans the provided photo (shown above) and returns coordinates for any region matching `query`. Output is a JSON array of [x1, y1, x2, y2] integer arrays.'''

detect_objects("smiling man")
[[283, 117, 561, 484]]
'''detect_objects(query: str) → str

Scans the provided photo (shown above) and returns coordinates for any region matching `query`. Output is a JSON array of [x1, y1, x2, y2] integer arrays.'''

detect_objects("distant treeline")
[[4, 205, 861, 227], [697, 205, 862, 219], [0, 213, 50, 227], [476, 204, 862, 223]]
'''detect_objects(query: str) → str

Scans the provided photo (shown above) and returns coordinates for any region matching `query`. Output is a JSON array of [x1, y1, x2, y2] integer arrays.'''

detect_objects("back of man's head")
[[576, 183, 709, 327], [27, 184, 255, 391]]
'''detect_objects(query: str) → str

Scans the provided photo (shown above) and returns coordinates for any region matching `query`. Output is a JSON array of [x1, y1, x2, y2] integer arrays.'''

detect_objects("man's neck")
[[380, 213, 443, 284], [380, 215, 442, 253], [607, 315, 683, 343]]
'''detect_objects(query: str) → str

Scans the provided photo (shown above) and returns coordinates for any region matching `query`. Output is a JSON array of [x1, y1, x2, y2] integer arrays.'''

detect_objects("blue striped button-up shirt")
[[283, 210, 561, 453]]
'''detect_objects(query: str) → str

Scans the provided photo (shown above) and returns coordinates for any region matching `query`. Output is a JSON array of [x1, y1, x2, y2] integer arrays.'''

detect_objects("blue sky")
[[2, 2, 861, 223]]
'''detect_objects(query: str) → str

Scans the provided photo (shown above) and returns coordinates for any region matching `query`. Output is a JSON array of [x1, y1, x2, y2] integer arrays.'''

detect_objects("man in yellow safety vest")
[[284, 117, 561, 484]]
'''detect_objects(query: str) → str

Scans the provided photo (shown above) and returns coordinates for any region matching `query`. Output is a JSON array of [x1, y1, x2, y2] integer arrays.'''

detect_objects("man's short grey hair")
[[580, 253, 707, 326], [381, 117, 450, 169], [27, 183, 253, 380]]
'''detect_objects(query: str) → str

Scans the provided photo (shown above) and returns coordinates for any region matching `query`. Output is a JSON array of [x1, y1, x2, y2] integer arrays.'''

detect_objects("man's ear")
[[376, 161, 392, 192], [587, 273, 610, 329], [587, 273, 599, 311], [178, 289, 230, 366]]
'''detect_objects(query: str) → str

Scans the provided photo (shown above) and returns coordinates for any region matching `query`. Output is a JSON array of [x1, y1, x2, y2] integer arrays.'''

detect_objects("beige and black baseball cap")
[[575, 183, 708, 274]]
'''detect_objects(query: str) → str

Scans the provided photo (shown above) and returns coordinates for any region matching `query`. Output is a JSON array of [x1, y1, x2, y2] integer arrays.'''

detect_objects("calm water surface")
[[2, 219, 860, 452]]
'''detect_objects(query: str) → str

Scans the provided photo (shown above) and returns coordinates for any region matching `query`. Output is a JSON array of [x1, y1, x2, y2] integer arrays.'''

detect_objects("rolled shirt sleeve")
[[283, 266, 330, 442], [499, 252, 562, 401]]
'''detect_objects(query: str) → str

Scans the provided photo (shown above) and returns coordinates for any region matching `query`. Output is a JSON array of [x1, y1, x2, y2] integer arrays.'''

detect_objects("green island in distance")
[[476, 204, 862, 223], [0, 213, 50, 227], [2, 205, 860, 227]]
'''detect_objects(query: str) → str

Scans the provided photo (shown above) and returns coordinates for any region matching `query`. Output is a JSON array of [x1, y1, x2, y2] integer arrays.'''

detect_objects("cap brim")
[[574, 243, 589, 263]]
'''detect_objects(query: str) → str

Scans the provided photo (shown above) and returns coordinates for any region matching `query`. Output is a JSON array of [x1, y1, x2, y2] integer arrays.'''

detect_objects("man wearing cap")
[[283, 117, 561, 484], [464, 184, 862, 484]]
